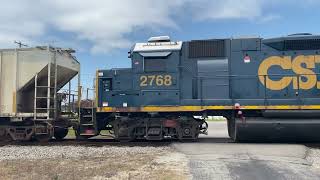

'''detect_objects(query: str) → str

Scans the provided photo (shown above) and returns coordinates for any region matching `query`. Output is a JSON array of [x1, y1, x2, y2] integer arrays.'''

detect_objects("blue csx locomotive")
[[79, 34, 320, 141]]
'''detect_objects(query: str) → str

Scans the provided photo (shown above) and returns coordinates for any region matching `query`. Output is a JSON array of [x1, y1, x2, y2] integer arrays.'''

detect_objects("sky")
[[1, 0, 320, 91]]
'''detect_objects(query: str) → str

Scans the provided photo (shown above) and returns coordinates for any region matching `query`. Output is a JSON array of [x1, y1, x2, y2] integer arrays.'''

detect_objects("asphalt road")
[[173, 121, 320, 180]]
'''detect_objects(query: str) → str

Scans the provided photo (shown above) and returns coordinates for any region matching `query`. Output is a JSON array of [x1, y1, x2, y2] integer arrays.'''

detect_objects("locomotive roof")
[[0, 46, 75, 53], [132, 41, 183, 52]]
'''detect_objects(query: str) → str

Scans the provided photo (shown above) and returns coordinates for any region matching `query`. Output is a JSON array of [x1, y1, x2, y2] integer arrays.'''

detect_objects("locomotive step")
[[34, 119, 54, 121], [35, 86, 55, 88], [80, 133, 95, 136], [81, 124, 94, 126], [34, 133, 50, 135], [145, 136, 162, 140], [36, 97, 54, 99]]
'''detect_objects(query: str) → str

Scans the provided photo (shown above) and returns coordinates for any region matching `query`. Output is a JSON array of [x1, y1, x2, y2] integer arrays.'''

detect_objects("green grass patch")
[[67, 128, 76, 138], [206, 116, 226, 121], [66, 128, 110, 138]]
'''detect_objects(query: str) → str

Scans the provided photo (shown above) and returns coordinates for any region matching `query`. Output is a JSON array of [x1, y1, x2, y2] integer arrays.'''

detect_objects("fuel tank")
[[236, 110, 320, 142]]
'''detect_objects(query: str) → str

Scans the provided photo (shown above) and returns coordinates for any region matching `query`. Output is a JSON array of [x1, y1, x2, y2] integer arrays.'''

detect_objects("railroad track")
[[0, 138, 172, 147]]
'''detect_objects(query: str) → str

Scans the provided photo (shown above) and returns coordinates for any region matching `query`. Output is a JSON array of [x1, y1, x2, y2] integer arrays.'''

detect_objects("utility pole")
[[86, 88, 95, 100], [14, 41, 28, 48]]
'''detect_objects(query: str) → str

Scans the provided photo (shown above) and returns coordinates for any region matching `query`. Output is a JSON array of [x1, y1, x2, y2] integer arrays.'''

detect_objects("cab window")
[[144, 57, 166, 72]]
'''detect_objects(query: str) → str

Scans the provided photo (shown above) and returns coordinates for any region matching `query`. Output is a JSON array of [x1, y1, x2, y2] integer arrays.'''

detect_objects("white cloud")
[[189, 0, 263, 20], [259, 14, 281, 23], [0, 0, 282, 53]]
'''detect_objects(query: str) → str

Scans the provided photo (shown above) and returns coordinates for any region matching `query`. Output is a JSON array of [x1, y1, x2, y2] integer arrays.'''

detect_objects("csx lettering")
[[140, 75, 172, 87], [258, 55, 320, 90]]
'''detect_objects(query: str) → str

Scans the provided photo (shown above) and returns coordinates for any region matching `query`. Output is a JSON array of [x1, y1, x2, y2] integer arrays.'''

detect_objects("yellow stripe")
[[97, 105, 320, 113], [242, 105, 320, 110], [301, 105, 320, 109], [241, 105, 298, 110], [95, 70, 99, 107]]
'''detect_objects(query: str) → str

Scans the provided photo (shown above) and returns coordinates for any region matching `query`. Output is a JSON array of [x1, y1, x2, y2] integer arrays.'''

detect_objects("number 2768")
[[140, 75, 172, 87]]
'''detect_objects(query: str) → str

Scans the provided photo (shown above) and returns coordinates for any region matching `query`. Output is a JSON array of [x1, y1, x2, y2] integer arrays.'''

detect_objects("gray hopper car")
[[0, 47, 80, 141]]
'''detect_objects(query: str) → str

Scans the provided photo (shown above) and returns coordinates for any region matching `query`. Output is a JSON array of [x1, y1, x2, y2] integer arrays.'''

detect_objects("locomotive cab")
[[97, 36, 182, 108]]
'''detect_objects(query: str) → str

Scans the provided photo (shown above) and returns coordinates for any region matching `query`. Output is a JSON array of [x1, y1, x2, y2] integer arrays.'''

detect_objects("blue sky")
[[1, 0, 319, 90]]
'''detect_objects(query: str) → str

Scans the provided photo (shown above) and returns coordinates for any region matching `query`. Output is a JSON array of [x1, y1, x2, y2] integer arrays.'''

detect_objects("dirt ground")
[[0, 144, 190, 180], [2, 125, 320, 180]]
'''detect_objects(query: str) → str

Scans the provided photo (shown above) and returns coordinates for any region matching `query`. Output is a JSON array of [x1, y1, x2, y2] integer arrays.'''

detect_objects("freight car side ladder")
[[33, 48, 58, 137]]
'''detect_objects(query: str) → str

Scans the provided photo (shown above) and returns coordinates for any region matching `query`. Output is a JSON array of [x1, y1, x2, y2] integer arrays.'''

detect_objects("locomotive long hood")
[[263, 33, 320, 51]]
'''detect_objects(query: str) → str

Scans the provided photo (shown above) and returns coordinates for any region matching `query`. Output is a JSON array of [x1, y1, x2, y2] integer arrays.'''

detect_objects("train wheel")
[[73, 126, 92, 141], [116, 127, 135, 142], [76, 135, 90, 141], [0, 135, 12, 142], [0, 129, 12, 142], [74, 127, 85, 140], [35, 124, 53, 142], [35, 134, 51, 142], [54, 127, 69, 140]]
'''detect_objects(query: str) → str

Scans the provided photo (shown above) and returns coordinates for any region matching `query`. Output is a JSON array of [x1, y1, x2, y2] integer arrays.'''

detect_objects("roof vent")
[[148, 36, 171, 43], [288, 33, 312, 36]]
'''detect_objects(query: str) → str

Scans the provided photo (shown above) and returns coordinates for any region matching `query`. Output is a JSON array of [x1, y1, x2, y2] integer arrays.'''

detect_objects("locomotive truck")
[[78, 33, 320, 142]]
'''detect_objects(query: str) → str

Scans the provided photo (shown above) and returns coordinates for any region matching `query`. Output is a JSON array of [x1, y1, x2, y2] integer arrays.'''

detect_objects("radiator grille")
[[284, 39, 320, 50], [189, 40, 225, 58]]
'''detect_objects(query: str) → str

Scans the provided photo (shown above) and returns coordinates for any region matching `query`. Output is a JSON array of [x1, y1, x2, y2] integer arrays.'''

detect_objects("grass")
[[66, 128, 110, 139], [206, 116, 226, 121], [66, 128, 76, 138], [0, 149, 189, 179]]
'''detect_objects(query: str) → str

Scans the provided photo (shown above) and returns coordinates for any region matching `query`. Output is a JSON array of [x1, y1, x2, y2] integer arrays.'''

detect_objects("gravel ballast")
[[307, 148, 320, 170], [0, 145, 171, 160], [0, 144, 191, 180]]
